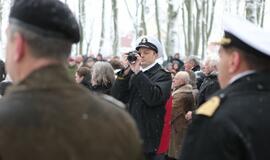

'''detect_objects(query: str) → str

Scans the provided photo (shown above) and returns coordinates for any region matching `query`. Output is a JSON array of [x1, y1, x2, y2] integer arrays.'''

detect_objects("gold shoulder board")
[[195, 96, 221, 117]]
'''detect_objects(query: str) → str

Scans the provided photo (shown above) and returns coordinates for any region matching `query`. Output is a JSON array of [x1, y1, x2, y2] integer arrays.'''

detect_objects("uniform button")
[[219, 93, 225, 99]]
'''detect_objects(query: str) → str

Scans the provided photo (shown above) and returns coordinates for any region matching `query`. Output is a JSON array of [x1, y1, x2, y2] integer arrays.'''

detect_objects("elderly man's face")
[[172, 74, 184, 89], [184, 60, 193, 71], [203, 61, 213, 76]]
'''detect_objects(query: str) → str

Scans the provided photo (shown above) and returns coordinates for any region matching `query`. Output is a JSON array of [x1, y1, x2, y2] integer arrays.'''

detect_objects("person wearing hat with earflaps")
[[179, 15, 270, 160], [112, 36, 172, 160], [0, 0, 143, 159]]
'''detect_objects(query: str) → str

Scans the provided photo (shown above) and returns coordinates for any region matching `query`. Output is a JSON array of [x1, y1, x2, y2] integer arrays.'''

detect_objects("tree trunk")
[[139, 0, 147, 36], [182, 6, 188, 56], [0, 0, 2, 42], [182, 0, 216, 58], [78, 0, 86, 55], [112, 0, 119, 56], [124, 0, 140, 38], [185, 0, 193, 56], [165, 0, 179, 57], [193, 0, 201, 56], [246, 0, 258, 23], [98, 0, 105, 54], [258, 0, 265, 27], [155, 0, 161, 42]]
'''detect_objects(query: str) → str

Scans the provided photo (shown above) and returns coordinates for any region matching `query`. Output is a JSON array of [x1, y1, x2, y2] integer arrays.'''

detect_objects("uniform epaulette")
[[195, 96, 221, 117], [116, 76, 125, 80]]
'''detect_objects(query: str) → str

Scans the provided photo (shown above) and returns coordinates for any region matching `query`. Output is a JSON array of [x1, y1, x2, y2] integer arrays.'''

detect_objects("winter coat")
[[112, 63, 172, 153], [168, 84, 194, 159], [0, 65, 143, 160], [197, 72, 220, 106], [90, 83, 112, 95]]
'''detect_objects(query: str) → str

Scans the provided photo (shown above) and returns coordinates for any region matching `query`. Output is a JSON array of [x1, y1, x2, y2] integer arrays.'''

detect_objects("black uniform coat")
[[112, 63, 172, 153], [0, 65, 143, 160], [180, 72, 270, 160], [197, 72, 220, 106]]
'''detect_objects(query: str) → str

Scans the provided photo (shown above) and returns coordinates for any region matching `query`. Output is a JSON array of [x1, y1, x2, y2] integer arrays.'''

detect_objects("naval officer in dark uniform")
[[179, 16, 270, 160], [0, 0, 143, 160]]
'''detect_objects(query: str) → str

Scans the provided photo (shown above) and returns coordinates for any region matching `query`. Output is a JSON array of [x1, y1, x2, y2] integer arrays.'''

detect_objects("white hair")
[[175, 71, 190, 85]]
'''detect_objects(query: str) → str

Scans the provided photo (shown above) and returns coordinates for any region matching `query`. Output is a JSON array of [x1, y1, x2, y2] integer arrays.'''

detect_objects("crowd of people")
[[0, 0, 269, 160]]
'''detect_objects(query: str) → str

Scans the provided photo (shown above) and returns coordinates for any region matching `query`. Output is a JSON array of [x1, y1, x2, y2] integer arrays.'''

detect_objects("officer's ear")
[[13, 32, 26, 62], [228, 51, 241, 74], [154, 52, 159, 58]]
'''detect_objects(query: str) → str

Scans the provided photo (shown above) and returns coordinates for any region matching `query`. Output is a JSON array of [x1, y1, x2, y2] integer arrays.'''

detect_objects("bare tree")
[[138, 0, 147, 36], [245, 0, 266, 26], [201, 0, 216, 58], [246, 0, 258, 23], [182, 0, 216, 58], [78, 0, 86, 55], [165, 0, 180, 56], [112, 0, 119, 56], [257, 0, 266, 27], [98, 0, 105, 54], [124, 0, 140, 38], [183, 0, 193, 56], [0, 0, 3, 42], [155, 0, 161, 41]]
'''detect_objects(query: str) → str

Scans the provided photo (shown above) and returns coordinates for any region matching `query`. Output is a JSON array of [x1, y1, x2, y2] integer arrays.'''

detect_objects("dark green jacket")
[[0, 65, 142, 160]]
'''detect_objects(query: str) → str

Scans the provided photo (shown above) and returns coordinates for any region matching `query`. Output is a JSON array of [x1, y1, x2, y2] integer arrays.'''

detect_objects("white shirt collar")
[[229, 70, 255, 85], [141, 62, 158, 72]]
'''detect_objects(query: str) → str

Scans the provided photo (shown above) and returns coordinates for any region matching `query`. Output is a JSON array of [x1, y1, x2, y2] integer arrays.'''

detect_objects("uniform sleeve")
[[130, 71, 172, 107], [111, 70, 132, 104], [179, 115, 244, 160]]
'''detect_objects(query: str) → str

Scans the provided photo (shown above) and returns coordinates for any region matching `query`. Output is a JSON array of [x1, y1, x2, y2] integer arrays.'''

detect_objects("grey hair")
[[185, 56, 200, 66], [205, 57, 219, 68], [175, 71, 190, 85], [8, 21, 72, 60], [91, 61, 115, 86]]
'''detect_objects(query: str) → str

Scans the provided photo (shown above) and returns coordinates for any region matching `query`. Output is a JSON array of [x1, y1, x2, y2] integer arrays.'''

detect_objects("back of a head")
[[91, 61, 115, 86], [8, 0, 80, 60], [186, 56, 200, 67]]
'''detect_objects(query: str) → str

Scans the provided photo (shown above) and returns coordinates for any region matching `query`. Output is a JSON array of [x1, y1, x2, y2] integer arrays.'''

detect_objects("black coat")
[[90, 84, 112, 95], [112, 63, 172, 153], [197, 73, 220, 106], [180, 72, 270, 160], [0, 65, 143, 160]]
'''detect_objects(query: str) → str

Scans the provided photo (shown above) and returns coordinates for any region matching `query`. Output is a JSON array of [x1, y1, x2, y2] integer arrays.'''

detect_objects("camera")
[[127, 50, 139, 63]]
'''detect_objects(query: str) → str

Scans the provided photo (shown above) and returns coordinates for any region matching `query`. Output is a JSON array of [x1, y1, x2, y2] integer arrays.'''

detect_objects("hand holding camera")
[[125, 50, 141, 74]]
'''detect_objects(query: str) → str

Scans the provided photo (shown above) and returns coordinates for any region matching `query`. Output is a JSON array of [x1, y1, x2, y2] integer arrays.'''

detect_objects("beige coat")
[[168, 84, 194, 159]]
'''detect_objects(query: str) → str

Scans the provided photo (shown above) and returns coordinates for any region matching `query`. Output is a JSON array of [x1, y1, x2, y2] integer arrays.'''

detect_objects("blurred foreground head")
[[6, 0, 80, 82], [213, 15, 270, 88]]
